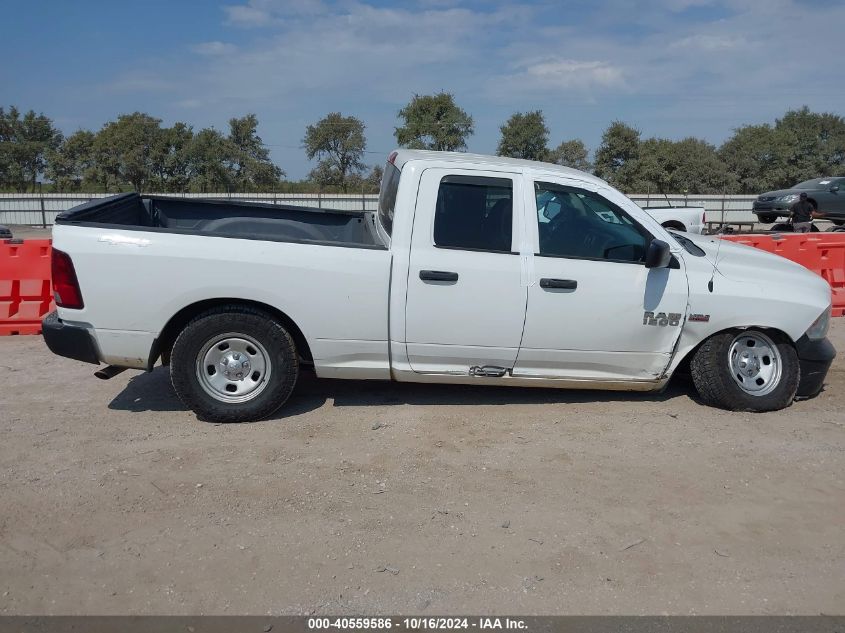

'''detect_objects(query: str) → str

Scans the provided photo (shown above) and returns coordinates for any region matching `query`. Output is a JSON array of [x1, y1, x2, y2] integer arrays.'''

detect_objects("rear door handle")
[[419, 270, 459, 282], [540, 278, 577, 290]]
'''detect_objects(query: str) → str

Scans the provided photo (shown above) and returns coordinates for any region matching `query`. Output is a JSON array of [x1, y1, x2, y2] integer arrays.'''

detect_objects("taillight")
[[51, 248, 84, 309], [387, 151, 398, 165]]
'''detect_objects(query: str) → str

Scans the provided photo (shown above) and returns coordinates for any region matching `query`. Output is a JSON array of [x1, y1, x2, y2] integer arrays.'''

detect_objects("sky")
[[2, 0, 844, 179]]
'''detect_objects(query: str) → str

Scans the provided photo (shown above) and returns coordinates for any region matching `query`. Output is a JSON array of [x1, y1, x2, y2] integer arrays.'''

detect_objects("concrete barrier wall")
[[0, 192, 759, 227]]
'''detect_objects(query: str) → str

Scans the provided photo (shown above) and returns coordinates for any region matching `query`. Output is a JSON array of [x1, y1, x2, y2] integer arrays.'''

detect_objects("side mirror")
[[645, 239, 672, 269], [831, 185, 840, 193]]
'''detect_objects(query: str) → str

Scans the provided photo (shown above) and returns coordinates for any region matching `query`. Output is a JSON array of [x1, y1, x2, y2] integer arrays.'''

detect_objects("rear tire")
[[690, 329, 799, 412], [170, 306, 299, 422]]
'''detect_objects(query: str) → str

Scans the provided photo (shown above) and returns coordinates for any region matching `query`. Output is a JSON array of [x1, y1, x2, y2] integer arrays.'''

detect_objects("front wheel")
[[170, 306, 299, 422], [757, 213, 778, 224], [690, 329, 799, 412]]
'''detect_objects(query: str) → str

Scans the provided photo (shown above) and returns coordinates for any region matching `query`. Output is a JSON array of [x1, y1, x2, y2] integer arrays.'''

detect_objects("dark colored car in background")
[[753, 177, 845, 226]]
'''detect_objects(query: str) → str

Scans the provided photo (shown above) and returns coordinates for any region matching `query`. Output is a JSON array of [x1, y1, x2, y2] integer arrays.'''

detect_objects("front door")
[[404, 168, 527, 374], [514, 179, 689, 381]]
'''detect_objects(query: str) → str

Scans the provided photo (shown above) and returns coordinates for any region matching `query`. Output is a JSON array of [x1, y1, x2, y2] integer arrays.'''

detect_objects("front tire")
[[690, 329, 799, 412], [170, 306, 299, 422], [757, 213, 778, 224]]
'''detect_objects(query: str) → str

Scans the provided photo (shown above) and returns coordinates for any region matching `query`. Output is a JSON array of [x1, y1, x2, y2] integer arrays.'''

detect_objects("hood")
[[674, 232, 828, 289], [757, 189, 798, 199]]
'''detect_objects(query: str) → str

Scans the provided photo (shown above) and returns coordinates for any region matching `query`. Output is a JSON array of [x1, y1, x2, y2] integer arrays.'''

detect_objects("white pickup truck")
[[640, 206, 706, 234], [44, 150, 835, 422]]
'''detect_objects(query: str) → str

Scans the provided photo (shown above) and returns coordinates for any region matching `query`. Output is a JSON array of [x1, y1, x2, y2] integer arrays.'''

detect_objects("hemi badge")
[[689, 313, 710, 322]]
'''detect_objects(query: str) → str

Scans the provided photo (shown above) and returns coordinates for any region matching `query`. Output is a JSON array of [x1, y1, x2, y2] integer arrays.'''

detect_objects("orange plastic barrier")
[[0, 239, 54, 335], [720, 232, 845, 317]]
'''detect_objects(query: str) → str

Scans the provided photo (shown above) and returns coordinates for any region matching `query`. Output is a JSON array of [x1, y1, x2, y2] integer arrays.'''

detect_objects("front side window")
[[434, 175, 513, 252], [535, 182, 649, 263]]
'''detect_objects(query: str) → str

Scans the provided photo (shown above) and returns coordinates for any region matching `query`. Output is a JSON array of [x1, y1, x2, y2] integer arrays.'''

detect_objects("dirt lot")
[[1, 322, 843, 616]]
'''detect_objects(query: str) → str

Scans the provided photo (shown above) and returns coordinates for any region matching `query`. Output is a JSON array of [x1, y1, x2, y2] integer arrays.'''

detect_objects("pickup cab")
[[43, 150, 836, 422]]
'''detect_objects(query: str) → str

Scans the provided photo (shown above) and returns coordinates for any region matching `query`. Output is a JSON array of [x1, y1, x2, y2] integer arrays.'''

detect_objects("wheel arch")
[[668, 324, 794, 378], [148, 298, 313, 370]]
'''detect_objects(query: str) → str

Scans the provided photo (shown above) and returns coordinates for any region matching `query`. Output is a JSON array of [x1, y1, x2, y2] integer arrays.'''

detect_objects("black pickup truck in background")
[[753, 177, 845, 226]]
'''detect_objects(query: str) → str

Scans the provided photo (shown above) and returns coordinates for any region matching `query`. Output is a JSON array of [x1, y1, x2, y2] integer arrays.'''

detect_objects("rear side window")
[[434, 175, 513, 252], [377, 162, 401, 236]]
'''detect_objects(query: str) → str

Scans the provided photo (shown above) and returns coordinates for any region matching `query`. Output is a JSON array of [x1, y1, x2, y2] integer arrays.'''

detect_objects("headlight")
[[777, 193, 799, 203], [806, 306, 831, 340]]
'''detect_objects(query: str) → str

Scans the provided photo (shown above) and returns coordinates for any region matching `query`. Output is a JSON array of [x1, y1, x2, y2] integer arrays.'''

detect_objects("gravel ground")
[[0, 322, 843, 615]]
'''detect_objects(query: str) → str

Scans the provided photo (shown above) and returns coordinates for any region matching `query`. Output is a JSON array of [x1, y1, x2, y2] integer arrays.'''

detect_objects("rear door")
[[404, 168, 527, 374]]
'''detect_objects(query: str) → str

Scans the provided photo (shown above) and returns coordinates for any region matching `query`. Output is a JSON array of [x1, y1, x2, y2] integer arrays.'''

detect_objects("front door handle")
[[420, 270, 459, 282], [540, 278, 577, 290], [420, 270, 458, 281]]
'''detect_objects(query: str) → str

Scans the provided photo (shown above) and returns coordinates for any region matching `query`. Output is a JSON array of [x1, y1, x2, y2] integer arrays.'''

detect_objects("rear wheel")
[[170, 306, 299, 422], [690, 329, 799, 412]]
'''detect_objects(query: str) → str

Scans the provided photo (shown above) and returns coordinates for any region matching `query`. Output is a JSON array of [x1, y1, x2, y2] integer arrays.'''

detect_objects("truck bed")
[[56, 193, 385, 249]]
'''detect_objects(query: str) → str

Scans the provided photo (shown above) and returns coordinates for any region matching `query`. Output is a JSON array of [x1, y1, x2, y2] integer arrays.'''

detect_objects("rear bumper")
[[795, 334, 836, 397], [42, 311, 100, 365]]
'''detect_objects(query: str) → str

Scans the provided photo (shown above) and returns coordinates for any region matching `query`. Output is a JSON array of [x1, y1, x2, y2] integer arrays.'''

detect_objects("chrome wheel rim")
[[728, 331, 782, 396], [196, 333, 271, 403]]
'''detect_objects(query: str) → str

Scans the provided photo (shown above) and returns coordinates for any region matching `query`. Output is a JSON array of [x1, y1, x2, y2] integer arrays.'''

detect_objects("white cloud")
[[224, 4, 272, 27], [522, 59, 624, 89], [191, 41, 238, 56], [224, 0, 328, 26], [670, 34, 739, 50]]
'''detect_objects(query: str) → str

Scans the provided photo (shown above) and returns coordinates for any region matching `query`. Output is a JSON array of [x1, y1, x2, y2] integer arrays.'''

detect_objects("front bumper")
[[752, 202, 788, 216], [794, 334, 836, 397], [42, 311, 100, 365]]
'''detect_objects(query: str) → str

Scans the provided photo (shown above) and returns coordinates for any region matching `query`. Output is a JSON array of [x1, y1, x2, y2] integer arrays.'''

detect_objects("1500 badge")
[[643, 311, 682, 327]]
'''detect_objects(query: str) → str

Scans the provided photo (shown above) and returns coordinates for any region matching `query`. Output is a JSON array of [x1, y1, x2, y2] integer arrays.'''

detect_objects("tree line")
[[2, 96, 844, 195]]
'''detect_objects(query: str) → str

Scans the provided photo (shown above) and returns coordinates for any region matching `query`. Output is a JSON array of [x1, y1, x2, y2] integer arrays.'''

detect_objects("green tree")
[[771, 106, 845, 185], [395, 92, 474, 151], [96, 112, 163, 192], [720, 107, 845, 193], [303, 112, 366, 192], [551, 139, 591, 171], [496, 111, 549, 161], [718, 124, 782, 193], [227, 114, 283, 191], [593, 121, 641, 187], [46, 129, 95, 192], [150, 122, 194, 192], [664, 137, 735, 194], [0, 106, 63, 192], [365, 164, 383, 192], [188, 127, 233, 193]]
